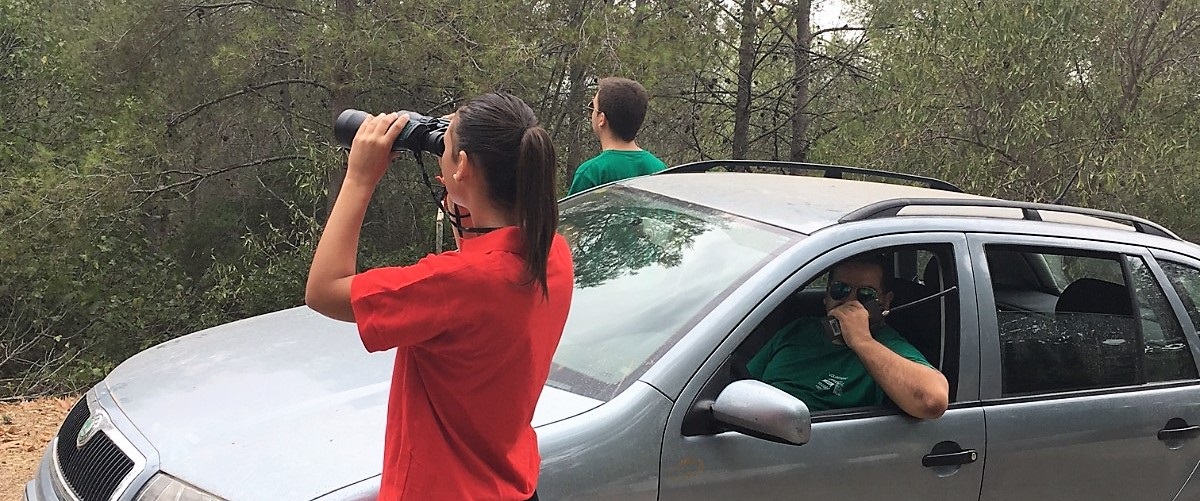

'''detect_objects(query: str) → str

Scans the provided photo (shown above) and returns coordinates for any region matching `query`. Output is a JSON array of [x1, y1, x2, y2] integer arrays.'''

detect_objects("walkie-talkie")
[[820, 298, 886, 345], [820, 286, 959, 345]]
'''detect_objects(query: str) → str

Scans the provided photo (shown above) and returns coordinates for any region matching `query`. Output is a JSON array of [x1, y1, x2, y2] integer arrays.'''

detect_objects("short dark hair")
[[833, 253, 894, 293], [596, 77, 649, 142]]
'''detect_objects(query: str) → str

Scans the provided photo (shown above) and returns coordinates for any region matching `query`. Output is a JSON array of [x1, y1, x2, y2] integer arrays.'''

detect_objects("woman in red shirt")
[[305, 93, 573, 500]]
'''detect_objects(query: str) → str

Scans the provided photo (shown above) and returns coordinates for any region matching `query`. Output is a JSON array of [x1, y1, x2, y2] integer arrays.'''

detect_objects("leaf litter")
[[1, 396, 77, 500]]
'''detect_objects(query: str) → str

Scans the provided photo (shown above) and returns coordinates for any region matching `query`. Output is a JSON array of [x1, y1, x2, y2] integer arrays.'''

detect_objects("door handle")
[[922, 449, 978, 468], [1158, 420, 1200, 441]]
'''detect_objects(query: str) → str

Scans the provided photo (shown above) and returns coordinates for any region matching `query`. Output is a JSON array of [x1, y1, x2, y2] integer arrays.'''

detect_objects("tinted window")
[[1131, 258, 1196, 382], [1161, 261, 1200, 329], [989, 246, 1196, 397], [549, 187, 797, 401]]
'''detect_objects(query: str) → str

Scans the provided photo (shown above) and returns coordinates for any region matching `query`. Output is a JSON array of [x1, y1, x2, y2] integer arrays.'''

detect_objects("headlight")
[[133, 473, 225, 501]]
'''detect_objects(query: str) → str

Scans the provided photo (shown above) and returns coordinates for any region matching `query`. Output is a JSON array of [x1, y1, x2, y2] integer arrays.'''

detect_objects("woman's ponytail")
[[515, 126, 558, 297]]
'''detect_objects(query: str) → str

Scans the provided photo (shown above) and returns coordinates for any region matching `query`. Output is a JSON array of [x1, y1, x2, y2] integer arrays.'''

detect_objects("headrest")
[[1055, 278, 1133, 316], [922, 256, 942, 287]]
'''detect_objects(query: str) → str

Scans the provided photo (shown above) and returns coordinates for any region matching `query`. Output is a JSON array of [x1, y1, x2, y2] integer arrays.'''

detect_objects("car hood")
[[103, 307, 603, 500]]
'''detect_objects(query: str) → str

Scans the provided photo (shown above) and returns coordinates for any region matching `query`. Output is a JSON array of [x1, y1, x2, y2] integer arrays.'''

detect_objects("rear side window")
[[987, 246, 1197, 397], [1129, 258, 1197, 383], [1161, 261, 1200, 329]]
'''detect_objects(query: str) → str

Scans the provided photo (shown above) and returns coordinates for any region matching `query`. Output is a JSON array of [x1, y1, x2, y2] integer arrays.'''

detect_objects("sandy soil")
[[1, 396, 76, 501]]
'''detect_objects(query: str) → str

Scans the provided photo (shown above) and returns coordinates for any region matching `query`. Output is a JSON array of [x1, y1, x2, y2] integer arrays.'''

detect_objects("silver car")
[[27, 161, 1200, 500]]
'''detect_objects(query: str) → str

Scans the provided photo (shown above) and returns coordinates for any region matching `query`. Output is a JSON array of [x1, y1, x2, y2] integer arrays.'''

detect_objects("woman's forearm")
[[305, 177, 376, 321]]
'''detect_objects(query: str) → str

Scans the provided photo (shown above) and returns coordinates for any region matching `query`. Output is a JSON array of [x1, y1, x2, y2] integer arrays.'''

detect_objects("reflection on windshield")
[[561, 206, 710, 289], [550, 187, 796, 401]]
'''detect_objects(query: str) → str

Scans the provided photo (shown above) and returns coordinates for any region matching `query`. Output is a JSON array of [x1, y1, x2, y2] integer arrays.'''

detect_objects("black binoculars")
[[334, 109, 450, 156]]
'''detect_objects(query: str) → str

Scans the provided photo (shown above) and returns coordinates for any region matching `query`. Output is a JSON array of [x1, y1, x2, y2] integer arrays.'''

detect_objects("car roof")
[[618, 171, 1178, 240], [623, 172, 986, 234]]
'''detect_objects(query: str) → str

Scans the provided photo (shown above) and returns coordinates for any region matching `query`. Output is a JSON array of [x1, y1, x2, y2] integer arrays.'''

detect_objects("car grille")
[[55, 398, 136, 501]]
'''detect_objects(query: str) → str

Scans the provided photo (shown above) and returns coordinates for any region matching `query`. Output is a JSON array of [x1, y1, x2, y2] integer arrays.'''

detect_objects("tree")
[[733, 0, 759, 158], [791, 0, 813, 161], [825, 0, 1200, 238]]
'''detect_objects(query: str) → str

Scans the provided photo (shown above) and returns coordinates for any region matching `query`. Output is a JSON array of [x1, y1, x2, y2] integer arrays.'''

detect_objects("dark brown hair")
[[455, 93, 559, 296], [596, 77, 650, 142], [834, 253, 894, 293]]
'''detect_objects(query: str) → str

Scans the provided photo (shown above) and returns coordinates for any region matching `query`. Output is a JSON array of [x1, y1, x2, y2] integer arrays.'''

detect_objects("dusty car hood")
[[103, 306, 602, 500]]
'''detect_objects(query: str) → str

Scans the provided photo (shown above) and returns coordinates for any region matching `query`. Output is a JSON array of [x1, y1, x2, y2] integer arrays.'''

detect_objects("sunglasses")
[[827, 281, 880, 303]]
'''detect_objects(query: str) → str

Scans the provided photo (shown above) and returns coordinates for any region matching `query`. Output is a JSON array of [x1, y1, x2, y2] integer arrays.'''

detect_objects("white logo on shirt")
[[814, 374, 848, 396]]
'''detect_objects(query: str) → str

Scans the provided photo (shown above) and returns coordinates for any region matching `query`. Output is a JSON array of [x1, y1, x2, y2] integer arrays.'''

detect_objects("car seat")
[[1005, 277, 1137, 394], [886, 254, 960, 401], [887, 279, 941, 368], [887, 255, 947, 370], [1056, 278, 1133, 316], [1054, 278, 1138, 388]]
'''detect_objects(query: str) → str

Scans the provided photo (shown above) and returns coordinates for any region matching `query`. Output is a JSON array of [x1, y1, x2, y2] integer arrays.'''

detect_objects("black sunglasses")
[[827, 281, 880, 303]]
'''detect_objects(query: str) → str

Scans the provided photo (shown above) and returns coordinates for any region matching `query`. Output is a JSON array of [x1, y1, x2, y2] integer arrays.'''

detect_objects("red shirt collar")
[[459, 226, 524, 254]]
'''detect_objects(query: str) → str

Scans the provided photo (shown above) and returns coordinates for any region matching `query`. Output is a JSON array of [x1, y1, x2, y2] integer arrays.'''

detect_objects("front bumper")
[[25, 445, 58, 501]]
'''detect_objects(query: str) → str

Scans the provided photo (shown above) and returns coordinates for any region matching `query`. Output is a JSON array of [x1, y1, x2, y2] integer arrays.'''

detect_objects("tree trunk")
[[327, 0, 356, 214], [562, 64, 592, 184], [553, 0, 597, 190], [732, 0, 757, 159], [790, 0, 812, 162]]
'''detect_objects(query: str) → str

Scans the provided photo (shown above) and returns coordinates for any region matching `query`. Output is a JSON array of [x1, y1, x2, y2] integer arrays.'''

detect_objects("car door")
[[1153, 249, 1200, 499], [658, 233, 985, 501], [969, 234, 1200, 501]]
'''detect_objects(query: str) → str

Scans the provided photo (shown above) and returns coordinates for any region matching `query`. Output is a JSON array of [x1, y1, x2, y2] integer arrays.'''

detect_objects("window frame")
[[970, 234, 1200, 401], [1148, 249, 1200, 371], [677, 232, 978, 438]]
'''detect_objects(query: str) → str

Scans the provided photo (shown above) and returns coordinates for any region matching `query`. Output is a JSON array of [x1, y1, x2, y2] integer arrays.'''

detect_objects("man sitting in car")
[[747, 255, 949, 419]]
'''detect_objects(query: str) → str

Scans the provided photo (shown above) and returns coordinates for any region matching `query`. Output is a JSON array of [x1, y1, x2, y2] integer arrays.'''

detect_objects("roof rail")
[[662, 160, 963, 193], [841, 198, 1180, 240]]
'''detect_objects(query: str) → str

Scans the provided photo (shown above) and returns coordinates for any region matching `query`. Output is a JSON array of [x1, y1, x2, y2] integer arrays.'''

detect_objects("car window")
[[1130, 257, 1197, 382], [549, 187, 797, 401], [733, 244, 959, 413], [986, 249, 1060, 313], [989, 246, 1196, 396], [1039, 254, 1071, 290], [986, 249, 1048, 292], [1160, 261, 1200, 329]]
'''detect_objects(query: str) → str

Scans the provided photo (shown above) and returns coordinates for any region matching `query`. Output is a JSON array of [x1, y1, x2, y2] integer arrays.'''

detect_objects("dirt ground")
[[1, 396, 76, 501]]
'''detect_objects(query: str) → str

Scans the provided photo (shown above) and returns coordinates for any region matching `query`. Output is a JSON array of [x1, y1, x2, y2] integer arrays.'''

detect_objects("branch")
[[810, 24, 878, 39], [711, 0, 740, 22], [188, 1, 311, 17], [932, 134, 1021, 166], [167, 79, 330, 128], [129, 155, 307, 195], [779, 21, 877, 78]]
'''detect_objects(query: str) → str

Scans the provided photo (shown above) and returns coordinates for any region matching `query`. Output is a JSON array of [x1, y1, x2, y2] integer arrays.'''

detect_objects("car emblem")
[[76, 411, 106, 449]]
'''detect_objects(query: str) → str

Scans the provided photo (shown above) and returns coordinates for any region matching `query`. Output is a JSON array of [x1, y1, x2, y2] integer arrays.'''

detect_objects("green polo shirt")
[[747, 317, 933, 412], [567, 149, 668, 195]]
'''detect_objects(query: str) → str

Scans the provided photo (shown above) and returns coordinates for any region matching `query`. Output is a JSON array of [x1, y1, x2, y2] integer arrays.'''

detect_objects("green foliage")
[[3, 0, 1199, 397], [200, 210, 318, 325], [824, 0, 1200, 241]]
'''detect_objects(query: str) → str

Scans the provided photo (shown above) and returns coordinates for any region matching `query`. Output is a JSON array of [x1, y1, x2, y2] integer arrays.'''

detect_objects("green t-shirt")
[[567, 149, 668, 195], [746, 317, 933, 412]]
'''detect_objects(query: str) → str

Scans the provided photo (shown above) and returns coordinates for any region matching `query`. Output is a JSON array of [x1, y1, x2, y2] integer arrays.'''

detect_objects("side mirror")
[[712, 380, 811, 445]]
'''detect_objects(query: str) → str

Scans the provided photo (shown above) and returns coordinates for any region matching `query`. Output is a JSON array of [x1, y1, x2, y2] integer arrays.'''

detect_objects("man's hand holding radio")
[[828, 300, 873, 349]]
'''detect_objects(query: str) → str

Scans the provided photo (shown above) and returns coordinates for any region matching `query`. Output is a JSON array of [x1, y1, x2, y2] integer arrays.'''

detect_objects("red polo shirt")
[[350, 227, 574, 500]]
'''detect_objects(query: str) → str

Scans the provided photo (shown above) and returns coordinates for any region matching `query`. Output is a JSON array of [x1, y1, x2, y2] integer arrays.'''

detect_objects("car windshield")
[[549, 186, 797, 401]]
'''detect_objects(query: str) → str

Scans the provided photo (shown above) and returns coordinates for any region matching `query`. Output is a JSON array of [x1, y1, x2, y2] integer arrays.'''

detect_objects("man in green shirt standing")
[[567, 77, 668, 195], [748, 255, 950, 419]]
